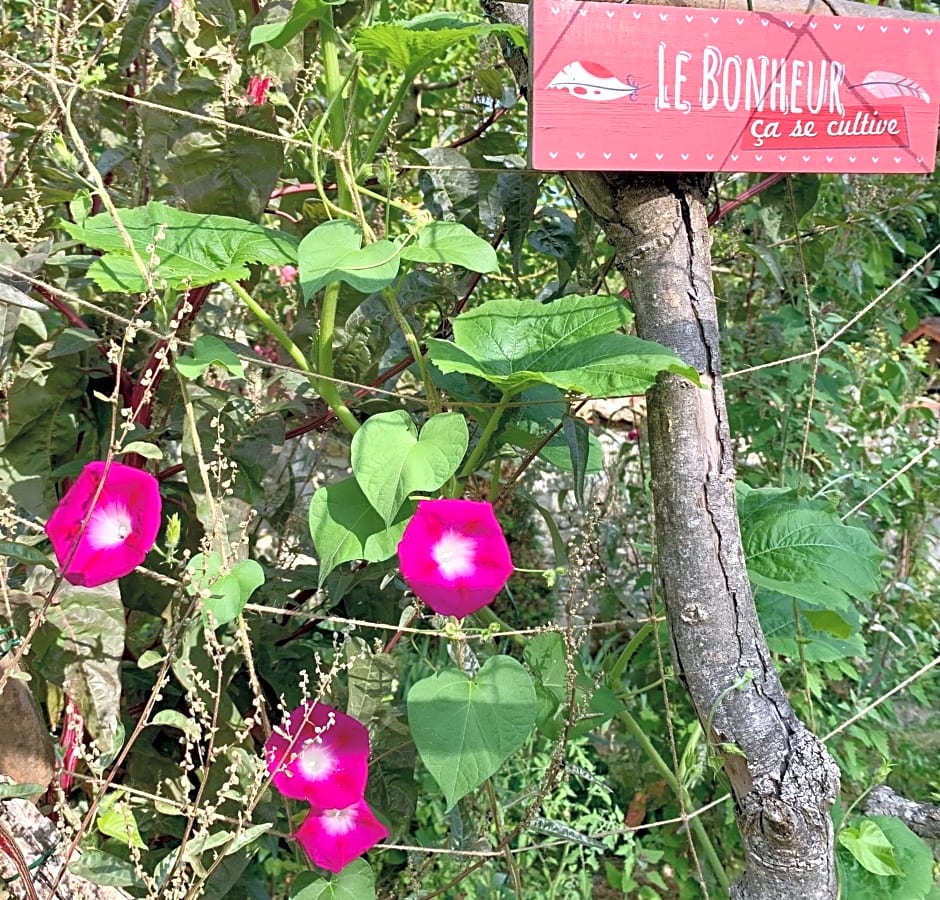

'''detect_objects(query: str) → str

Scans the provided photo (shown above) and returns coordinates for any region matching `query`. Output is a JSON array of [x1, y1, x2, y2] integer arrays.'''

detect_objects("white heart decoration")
[[871, 156, 879, 163], [549, 152, 558, 159], [736, 17, 744, 25], [576, 151, 585, 159], [809, 22, 817, 29], [606, 9, 615, 17], [880, 25, 888, 32], [803, 155, 811, 162], [833, 22, 841, 29], [706, 153, 714, 160], [685, 14, 694, 22], [778, 154, 787, 161], [681, 153, 689, 160], [848, 155, 856, 162], [629, 153, 639, 160], [633, 10, 642, 18], [660, 12, 669, 21], [656, 153, 664, 160], [857, 24, 865, 31], [903, 26, 911, 33], [755, 154, 763, 161], [711, 16, 719, 23], [894, 156, 902, 163], [603, 152, 612, 159], [731, 154, 739, 161], [826, 155, 834, 163]]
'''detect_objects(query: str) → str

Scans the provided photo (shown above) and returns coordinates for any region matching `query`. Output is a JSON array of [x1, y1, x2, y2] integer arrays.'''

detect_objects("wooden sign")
[[530, 1, 940, 173]]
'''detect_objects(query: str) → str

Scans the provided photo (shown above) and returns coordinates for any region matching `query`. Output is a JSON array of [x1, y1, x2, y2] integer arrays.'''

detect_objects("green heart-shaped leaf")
[[407, 655, 536, 809], [299, 220, 403, 298], [186, 553, 265, 626], [400, 221, 498, 272], [308, 477, 414, 584], [351, 411, 468, 524]]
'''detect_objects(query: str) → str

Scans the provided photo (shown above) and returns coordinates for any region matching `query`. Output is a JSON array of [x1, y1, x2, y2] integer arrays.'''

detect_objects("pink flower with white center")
[[397, 499, 513, 618], [294, 799, 388, 873], [264, 703, 370, 809], [45, 461, 162, 588]]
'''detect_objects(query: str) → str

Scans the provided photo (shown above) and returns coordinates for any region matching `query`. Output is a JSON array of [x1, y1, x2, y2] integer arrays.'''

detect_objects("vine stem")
[[619, 710, 730, 894], [361, 69, 417, 169], [485, 778, 523, 896], [460, 390, 512, 479], [382, 286, 441, 415], [227, 280, 309, 373], [229, 279, 359, 434], [316, 282, 360, 434]]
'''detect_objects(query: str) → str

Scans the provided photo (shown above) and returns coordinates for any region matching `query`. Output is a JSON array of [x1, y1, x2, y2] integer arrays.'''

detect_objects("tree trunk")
[[568, 170, 840, 898]]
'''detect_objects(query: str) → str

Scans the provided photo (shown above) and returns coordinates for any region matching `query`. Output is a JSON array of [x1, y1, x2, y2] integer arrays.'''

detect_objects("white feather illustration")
[[853, 71, 931, 104], [547, 61, 641, 102]]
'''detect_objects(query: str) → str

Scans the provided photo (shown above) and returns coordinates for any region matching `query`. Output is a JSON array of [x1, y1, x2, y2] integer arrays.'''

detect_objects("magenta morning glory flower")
[[397, 499, 513, 618], [45, 461, 162, 588], [264, 703, 370, 809], [294, 799, 388, 873]]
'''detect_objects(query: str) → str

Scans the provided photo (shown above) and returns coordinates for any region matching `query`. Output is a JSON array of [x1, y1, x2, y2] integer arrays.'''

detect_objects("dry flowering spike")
[[397, 499, 513, 618], [45, 461, 162, 587], [295, 799, 388, 874], [264, 703, 370, 808]]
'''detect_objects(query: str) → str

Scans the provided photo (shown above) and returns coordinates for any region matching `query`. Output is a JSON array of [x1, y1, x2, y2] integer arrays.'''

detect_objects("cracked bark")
[[568, 170, 840, 898]]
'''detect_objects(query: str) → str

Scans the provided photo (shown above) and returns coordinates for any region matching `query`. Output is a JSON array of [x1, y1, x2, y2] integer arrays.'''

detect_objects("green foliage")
[[740, 485, 883, 610], [3, 0, 940, 895], [308, 478, 413, 583], [837, 816, 935, 899], [427, 294, 699, 396], [62, 202, 298, 291], [407, 655, 537, 810], [350, 411, 467, 525]]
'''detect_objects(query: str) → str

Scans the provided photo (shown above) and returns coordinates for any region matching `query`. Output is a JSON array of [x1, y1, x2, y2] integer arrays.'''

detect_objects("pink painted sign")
[[530, 1, 940, 173]]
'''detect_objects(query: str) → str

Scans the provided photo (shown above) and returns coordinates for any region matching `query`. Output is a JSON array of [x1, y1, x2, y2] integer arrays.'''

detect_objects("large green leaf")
[[426, 294, 698, 397], [757, 592, 866, 662], [290, 861, 376, 900], [299, 221, 403, 298], [350, 411, 468, 525], [140, 78, 284, 220], [308, 477, 414, 583], [839, 819, 903, 877], [62, 202, 298, 292], [740, 486, 883, 610], [407, 655, 536, 809], [400, 221, 497, 272], [837, 817, 934, 900], [355, 14, 525, 76]]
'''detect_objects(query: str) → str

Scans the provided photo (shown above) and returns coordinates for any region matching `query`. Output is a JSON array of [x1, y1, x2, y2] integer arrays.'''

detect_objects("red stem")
[[708, 173, 786, 227]]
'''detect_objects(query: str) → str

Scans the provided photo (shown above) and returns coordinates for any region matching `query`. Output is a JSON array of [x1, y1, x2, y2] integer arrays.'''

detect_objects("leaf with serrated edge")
[[740, 486, 882, 609], [62, 202, 297, 292], [427, 294, 697, 397]]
